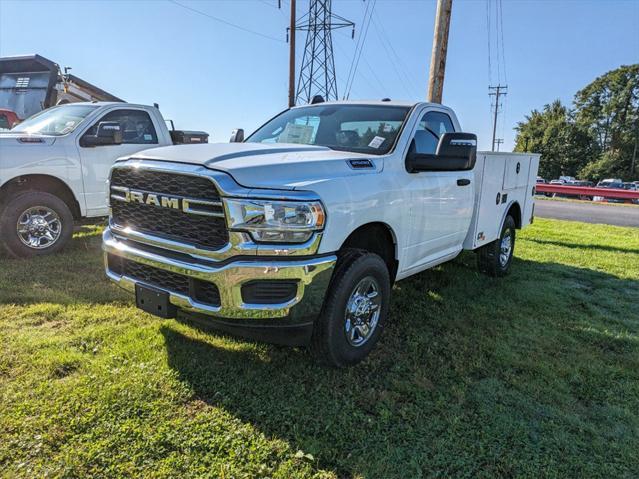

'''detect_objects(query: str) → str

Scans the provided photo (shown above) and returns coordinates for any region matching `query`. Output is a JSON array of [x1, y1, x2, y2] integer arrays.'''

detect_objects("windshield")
[[247, 104, 411, 155], [11, 104, 98, 136]]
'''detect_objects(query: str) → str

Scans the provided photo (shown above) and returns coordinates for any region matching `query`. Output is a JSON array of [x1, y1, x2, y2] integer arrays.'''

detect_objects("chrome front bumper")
[[103, 228, 336, 322]]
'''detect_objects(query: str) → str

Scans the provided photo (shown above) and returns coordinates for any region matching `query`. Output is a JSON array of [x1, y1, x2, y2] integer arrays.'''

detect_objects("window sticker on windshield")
[[278, 123, 314, 144], [144, 134, 152, 141], [382, 123, 392, 133], [368, 136, 385, 149]]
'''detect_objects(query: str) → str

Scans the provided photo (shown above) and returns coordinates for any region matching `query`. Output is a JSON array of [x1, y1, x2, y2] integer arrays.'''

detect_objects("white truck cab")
[[0, 102, 207, 257], [102, 100, 539, 366]]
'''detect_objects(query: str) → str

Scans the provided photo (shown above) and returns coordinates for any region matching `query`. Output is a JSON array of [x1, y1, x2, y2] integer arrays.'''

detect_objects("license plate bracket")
[[135, 284, 177, 319]]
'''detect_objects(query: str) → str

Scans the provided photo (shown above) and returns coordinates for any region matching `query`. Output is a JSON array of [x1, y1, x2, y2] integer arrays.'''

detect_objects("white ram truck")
[[102, 100, 539, 366], [0, 102, 207, 257]]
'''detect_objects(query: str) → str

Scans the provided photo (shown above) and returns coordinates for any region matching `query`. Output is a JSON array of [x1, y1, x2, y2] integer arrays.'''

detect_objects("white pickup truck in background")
[[102, 100, 539, 366], [0, 102, 208, 257]]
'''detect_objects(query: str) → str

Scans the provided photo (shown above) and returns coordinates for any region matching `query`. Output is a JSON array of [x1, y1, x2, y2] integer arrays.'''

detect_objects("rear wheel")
[[0, 191, 74, 258], [477, 215, 516, 277], [311, 249, 390, 367]]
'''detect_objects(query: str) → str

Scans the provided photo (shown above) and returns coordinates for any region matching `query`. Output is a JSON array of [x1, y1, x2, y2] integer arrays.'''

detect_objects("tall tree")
[[574, 64, 639, 179], [514, 100, 593, 179], [514, 64, 639, 181]]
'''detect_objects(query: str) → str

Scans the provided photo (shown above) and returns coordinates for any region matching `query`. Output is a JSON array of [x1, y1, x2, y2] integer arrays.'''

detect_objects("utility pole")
[[489, 84, 507, 152], [287, 0, 296, 107], [495, 138, 504, 152], [427, 0, 453, 103]]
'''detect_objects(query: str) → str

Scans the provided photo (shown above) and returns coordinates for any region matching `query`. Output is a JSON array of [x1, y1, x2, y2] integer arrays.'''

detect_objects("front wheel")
[[311, 249, 391, 367], [477, 215, 516, 277], [0, 192, 74, 258]]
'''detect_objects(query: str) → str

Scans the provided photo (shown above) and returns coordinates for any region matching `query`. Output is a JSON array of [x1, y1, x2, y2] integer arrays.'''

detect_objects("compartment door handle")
[[457, 179, 471, 186]]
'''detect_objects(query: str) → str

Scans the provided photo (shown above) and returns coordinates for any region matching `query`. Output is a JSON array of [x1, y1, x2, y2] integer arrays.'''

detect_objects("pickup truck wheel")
[[0, 192, 74, 258], [477, 215, 516, 277], [311, 249, 390, 367]]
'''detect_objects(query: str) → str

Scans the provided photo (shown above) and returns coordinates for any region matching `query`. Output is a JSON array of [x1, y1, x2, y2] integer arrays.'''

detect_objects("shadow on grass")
[[162, 256, 639, 478], [525, 237, 639, 255]]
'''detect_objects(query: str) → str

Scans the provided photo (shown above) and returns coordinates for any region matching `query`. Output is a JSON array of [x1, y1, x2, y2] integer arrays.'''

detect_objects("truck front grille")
[[107, 254, 221, 306], [111, 168, 221, 201], [109, 167, 229, 250]]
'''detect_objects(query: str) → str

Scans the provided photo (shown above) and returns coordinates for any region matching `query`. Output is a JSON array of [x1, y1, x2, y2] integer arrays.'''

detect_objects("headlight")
[[224, 198, 325, 243]]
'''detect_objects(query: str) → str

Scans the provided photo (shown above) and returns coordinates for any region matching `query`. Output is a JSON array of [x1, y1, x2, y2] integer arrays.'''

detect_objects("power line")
[[498, 0, 507, 83], [168, 0, 285, 43], [344, 0, 371, 99], [371, 15, 411, 97], [486, 0, 507, 85], [334, 40, 383, 98], [371, 12, 419, 98], [345, 0, 376, 100], [486, 0, 492, 85], [256, 0, 280, 9]]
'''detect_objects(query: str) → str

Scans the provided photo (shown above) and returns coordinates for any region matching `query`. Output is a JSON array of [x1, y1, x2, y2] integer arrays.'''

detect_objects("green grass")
[[1, 218, 638, 478]]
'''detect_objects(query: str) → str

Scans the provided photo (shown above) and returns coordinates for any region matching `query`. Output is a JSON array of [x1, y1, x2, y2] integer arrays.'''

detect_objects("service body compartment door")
[[468, 154, 507, 249], [503, 157, 530, 190], [477, 155, 508, 247]]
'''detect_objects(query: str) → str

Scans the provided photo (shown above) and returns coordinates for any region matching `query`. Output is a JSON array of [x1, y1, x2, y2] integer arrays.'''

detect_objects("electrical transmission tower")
[[489, 84, 507, 152], [294, 0, 354, 105]]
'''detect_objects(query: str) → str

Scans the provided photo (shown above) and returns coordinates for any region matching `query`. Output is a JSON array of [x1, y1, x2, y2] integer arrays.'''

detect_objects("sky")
[[0, 0, 638, 150]]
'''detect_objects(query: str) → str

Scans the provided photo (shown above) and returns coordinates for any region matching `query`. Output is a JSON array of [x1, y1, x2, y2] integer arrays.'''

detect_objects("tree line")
[[514, 64, 639, 181]]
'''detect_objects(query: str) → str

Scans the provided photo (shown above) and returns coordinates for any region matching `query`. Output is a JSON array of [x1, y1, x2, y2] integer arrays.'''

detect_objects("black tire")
[[311, 249, 391, 367], [0, 191, 74, 258], [477, 215, 516, 277]]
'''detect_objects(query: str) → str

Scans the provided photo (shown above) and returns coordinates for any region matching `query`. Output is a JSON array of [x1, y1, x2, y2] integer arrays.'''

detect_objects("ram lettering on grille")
[[109, 168, 229, 250]]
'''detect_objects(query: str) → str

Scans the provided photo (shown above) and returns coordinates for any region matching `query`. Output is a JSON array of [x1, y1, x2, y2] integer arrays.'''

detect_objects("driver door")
[[402, 109, 474, 271], [77, 108, 159, 216]]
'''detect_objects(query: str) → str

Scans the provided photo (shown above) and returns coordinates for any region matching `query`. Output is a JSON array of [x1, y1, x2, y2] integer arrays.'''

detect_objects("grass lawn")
[[1, 218, 637, 478]]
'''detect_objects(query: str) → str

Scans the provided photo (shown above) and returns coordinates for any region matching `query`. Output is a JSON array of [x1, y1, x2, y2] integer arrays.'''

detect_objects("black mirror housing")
[[229, 128, 244, 143], [81, 121, 123, 147], [406, 132, 477, 173]]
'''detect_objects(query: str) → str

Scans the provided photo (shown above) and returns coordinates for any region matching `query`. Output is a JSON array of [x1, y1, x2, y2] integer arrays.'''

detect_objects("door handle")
[[457, 179, 471, 186]]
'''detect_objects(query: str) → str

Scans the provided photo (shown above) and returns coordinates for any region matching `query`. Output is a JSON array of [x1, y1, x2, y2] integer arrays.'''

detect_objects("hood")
[[133, 142, 382, 190]]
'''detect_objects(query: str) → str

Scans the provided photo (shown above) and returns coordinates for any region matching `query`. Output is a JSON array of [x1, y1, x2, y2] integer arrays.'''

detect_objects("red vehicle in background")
[[0, 108, 20, 130]]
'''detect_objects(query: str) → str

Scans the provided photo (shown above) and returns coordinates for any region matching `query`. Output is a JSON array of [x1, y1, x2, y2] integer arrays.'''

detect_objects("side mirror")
[[81, 121, 123, 147], [229, 128, 244, 143], [406, 132, 477, 173]]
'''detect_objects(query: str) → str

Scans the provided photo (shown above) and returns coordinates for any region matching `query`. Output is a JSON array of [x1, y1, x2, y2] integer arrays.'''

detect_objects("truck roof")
[[291, 99, 448, 109]]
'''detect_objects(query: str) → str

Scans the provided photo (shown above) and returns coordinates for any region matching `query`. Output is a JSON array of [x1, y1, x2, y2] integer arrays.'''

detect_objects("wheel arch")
[[0, 174, 82, 220], [338, 222, 399, 282], [504, 201, 522, 229]]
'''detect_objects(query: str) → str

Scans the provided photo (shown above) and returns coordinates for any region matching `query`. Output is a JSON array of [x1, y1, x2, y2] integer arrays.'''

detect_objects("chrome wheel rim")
[[344, 276, 382, 347], [499, 231, 512, 267], [16, 206, 62, 249]]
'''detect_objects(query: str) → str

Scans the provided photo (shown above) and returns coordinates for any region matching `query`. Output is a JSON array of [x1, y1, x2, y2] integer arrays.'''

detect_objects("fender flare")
[[500, 200, 522, 233]]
